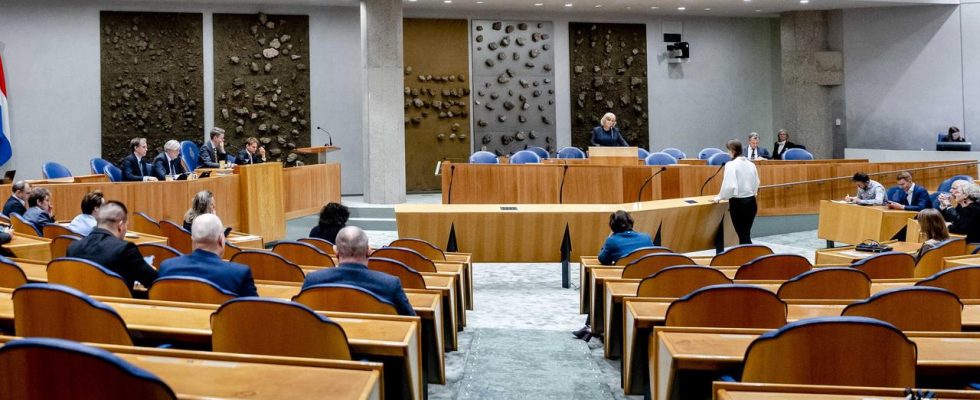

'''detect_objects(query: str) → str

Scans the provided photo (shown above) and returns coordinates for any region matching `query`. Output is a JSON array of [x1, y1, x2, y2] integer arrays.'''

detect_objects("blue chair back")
[[41, 162, 72, 180], [886, 186, 904, 203], [469, 151, 499, 164], [509, 150, 541, 165], [556, 147, 586, 159], [662, 148, 686, 160], [707, 152, 731, 166], [929, 192, 943, 209], [637, 148, 650, 160], [89, 158, 111, 175], [937, 175, 973, 193], [782, 148, 814, 160], [937, 132, 947, 142], [698, 148, 722, 160], [645, 152, 678, 166], [180, 141, 199, 171], [103, 165, 122, 183], [11, 212, 42, 236], [527, 146, 549, 159]]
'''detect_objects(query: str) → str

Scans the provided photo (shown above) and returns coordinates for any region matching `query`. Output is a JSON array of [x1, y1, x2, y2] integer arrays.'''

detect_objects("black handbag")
[[855, 240, 892, 253]]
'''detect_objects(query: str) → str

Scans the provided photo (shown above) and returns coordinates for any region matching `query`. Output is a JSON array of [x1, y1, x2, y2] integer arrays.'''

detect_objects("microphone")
[[636, 167, 667, 203], [699, 162, 727, 196], [558, 162, 570, 204], [316, 126, 333, 146], [446, 165, 456, 204]]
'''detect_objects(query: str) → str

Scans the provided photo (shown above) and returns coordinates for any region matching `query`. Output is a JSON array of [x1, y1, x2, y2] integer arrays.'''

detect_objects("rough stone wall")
[[100, 11, 204, 164], [569, 22, 648, 150], [213, 13, 311, 165], [471, 20, 556, 156]]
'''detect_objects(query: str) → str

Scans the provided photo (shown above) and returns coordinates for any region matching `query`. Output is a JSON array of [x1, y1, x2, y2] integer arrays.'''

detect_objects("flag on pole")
[[0, 53, 14, 166]]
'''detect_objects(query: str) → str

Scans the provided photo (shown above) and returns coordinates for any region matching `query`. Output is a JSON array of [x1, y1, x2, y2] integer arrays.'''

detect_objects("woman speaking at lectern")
[[590, 113, 629, 147]]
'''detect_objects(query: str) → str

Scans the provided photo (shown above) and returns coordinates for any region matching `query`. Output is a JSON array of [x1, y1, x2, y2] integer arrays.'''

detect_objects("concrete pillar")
[[360, 0, 406, 203], [779, 11, 843, 159]]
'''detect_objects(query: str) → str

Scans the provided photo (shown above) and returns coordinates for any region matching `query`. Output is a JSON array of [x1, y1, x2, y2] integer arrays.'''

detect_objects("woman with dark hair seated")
[[946, 127, 965, 142], [309, 202, 350, 243], [914, 209, 950, 262]]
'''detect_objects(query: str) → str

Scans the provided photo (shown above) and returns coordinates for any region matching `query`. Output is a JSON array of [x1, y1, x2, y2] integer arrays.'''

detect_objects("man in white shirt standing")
[[746, 132, 771, 161], [712, 139, 761, 244]]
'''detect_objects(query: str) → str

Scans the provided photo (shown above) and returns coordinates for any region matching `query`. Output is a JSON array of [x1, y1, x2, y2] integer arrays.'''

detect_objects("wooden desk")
[[236, 163, 285, 241], [653, 328, 980, 400], [4, 233, 51, 261], [0, 290, 425, 400], [295, 145, 341, 164], [396, 197, 737, 262], [226, 232, 263, 248], [0, 335, 383, 399], [817, 201, 917, 246], [283, 163, 342, 219], [713, 382, 980, 400], [814, 240, 921, 264]]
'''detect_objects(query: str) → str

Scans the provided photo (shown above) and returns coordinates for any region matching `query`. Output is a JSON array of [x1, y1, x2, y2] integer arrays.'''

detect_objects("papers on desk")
[[831, 200, 848, 204], [835, 250, 875, 259], [125, 232, 140, 238], [229, 235, 261, 242]]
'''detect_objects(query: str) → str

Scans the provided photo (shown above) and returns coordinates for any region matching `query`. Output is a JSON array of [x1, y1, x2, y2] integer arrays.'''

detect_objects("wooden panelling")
[[238, 163, 285, 241], [283, 163, 342, 219]]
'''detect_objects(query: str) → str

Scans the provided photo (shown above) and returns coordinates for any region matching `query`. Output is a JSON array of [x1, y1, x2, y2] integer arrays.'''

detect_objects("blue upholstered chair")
[[13, 283, 134, 345], [557, 147, 586, 159], [637, 148, 649, 160], [41, 161, 72, 180], [886, 186, 904, 203], [698, 148, 723, 160], [707, 152, 731, 166], [509, 150, 541, 164], [103, 164, 122, 183], [0, 337, 177, 399], [644, 152, 678, 166], [937, 132, 947, 142], [89, 158, 112, 175], [937, 174, 973, 193], [527, 146, 549, 159], [469, 151, 499, 164], [782, 148, 814, 160], [179, 141, 199, 171], [929, 192, 944, 209], [662, 148, 686, 160]]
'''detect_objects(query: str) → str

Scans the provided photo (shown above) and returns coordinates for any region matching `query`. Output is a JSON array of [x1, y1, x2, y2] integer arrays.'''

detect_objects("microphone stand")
[[446, 165, 456, 204], [636, 167, 667, 202], [558, 162, 569, 204], [316, 126, 333, 146], [699, 162, 727, 196]]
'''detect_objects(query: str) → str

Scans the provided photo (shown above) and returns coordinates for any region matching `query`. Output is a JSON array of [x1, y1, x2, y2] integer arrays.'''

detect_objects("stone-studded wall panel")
[[100, 11, 204, 164], [213, 13, 311, 165], [569, 23, 648, 150]]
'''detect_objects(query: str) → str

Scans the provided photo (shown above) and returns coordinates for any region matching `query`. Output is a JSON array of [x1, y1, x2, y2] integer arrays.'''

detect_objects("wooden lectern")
[[294, 146, 341, 164], [588, 146, 638, 166], [236, 163, 286, 241]]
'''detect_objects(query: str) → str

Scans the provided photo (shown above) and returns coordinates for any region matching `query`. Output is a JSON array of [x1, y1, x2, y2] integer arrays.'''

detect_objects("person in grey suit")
[[302, 226, 416, 316], [746, 132, 771, 161], [198, 127, 228, 168], [157, 214, 257, 297]]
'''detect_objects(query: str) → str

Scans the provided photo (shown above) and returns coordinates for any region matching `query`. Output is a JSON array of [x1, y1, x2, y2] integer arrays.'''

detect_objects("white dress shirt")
[[66, 214, 97, 236], [776, 141, 786, 155], [714, 156, 760, 201], [748, 147, 760, 160]]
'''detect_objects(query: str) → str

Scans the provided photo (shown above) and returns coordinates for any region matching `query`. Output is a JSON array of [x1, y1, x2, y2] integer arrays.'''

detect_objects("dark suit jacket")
[[302, 262, 416, 316], [158, 249, 257, 297], [597, 230, 654, 265], [235, 149, 264, 165], [309, 224, 343, 244], [891, 184, 932, 212], [2, 196, 25, 217], [772, 141, 803, 160], [120, 154, 152, 182], [747, 146, 771, 160], [198, 141, 227, 168], [590, 126, 629, 147], [66, 228, 159, 292], [152, 153, 186, 180], [948, 202, 980, 243]]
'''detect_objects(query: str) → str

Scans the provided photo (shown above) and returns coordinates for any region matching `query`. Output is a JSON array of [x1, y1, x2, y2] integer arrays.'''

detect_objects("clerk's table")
[[817, 200, 916, 246]]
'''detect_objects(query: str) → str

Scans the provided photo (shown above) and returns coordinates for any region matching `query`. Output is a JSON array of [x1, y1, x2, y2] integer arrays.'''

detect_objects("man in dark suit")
[[198, 127, 228, 168], [2, 181, 30, 217], [157, 213, 257, 297], [22, 187, 55, 232], [66, 201, 158, 294], [152, 140, 187, 180], [746, 132, 771, 161], [772, 129, 804, 160], [121, 137, 158, 182], [235, 137, 266, 165], [302, 226, 416, 316], [887, 171, 932, 211]]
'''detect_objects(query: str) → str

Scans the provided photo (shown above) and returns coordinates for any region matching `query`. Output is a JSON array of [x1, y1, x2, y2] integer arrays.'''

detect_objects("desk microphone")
[[316, 126, 333, 146], [699, 162, 727, 196], [558, 162, 570, 204], [636, 167, 667, 203], [446, 164, 456, 204]]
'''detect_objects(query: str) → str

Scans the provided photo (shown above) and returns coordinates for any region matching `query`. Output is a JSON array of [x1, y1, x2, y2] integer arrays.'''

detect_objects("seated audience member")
[[66, 201, 158, 293], [199, 127, 228, 168], [121, 137, 158, 182], [22, 188, 55, 231], [2, 181, 30, 217], [886, 171, 931, 211], [302, 226, 415, 316], [309, 202, 349, 243], [939, 180, 970, 222], [944, 126, 965, 142], [772, 129, 803, 160], [153, 140, 187, 180], [845, 172, 886, 206], [236, 137, 266, 165], [597, 210, 654, 265], [66, 190, 104, 236], [915, 208, 951, 261], [157, 213, 257, 297], [946, 182, 980, 243], [746, 132, 770, 160], [183, 190, 216, 231]]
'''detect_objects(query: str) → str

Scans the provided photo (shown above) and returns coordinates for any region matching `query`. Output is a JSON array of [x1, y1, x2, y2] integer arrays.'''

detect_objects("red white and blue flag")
[[0, 53, 13, 166]]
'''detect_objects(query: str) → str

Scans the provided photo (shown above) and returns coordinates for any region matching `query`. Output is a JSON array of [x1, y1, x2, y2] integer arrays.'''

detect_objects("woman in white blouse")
[[712, 140, 761, 244]]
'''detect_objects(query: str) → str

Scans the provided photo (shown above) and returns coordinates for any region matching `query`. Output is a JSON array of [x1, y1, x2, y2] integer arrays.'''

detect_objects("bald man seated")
[[156, 214, 257, 297], [302, 226, 416, 316], [66, 201, 158, 295]]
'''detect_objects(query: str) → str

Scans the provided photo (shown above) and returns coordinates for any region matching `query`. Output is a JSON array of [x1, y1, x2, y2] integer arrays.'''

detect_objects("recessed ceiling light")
[[755, 9, 762, 12], [704, 7, 711, 10], [743, 0, 751, 2], [800, 0, 809, 3], [565, 3, 573, 6], [677, 6, 685, 10], [534, 2, 543, 5], [443, 0, 451, 3], [651, 6, 659, 9], [595, 4, 602, 7]]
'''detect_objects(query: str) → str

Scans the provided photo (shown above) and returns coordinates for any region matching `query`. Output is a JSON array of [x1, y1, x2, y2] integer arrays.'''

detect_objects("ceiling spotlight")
[[595, 4, 602, 7], [444, 0, 451, 3], [704, 7, 711, 10], [800, 0, 809, 3], [651, 6, 659, 9], [677, 6, 685, 10], [534, 2, 543, 5], [565, 3, 573, 6]]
